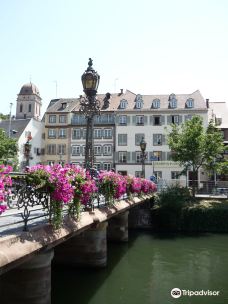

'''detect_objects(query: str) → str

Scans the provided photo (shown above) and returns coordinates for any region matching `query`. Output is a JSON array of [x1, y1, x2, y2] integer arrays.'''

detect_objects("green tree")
[[167, 116, 224, 196], [0, 128, 18, 165], [0, 113, 10, 120]]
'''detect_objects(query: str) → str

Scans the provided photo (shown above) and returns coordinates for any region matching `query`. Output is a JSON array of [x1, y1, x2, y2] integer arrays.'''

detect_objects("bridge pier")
[[129, 199, 153, 229], [0, 249, 54, 304], [54, 222, 108, 268], [107, 211, 129, 242]]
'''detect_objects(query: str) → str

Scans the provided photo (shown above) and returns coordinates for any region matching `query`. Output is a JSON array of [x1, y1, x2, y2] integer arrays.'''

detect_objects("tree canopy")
[[167, 116, 225, 190], [0, 128, 18, 163]]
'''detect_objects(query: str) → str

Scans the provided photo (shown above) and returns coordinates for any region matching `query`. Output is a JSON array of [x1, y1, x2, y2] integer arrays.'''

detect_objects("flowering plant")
[[27, 164, 74, 228], [98, 171, 127, 204], [0, 165, 13, 214], [65, 164, 97, 218]]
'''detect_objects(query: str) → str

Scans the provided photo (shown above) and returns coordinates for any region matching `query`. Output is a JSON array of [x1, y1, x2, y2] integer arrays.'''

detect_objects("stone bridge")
[[0, 195, 153, 304]]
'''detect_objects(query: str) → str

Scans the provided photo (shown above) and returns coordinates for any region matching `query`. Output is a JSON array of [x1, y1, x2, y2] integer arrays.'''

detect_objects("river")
[[52, 232, 228, 304]]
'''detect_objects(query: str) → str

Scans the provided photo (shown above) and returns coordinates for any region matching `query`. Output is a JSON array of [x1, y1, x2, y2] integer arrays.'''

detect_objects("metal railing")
[[0, 173, 136, 233]]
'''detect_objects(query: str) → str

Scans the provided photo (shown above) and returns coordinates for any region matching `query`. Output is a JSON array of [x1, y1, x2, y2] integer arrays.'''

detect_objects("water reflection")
[[52, 232, 228, 304]]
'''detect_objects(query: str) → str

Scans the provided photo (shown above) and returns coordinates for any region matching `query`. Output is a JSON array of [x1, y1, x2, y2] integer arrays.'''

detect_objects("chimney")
[[206, 98, 209, 108], [118, 89, 123, 96]]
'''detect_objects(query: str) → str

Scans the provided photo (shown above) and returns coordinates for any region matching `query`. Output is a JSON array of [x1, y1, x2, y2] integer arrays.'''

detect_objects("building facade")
[[0, 82, 44, 170]]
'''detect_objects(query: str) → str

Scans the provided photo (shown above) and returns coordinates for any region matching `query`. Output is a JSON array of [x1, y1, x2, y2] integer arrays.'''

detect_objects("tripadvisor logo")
[[171, 288, 220, 298], [171, 288, 182, 298]]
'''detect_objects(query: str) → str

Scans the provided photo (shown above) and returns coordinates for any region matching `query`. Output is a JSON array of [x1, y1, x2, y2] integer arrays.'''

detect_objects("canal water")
[[52, 232, 228, 304]]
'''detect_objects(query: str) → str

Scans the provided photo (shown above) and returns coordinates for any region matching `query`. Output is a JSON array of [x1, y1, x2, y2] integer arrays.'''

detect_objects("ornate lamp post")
[[24, 135, 32, 168], [80, 58, 100, 173], [140, 136, 147, 178]]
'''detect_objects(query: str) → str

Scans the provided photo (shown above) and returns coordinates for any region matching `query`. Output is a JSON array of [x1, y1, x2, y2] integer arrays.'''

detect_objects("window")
[[185, 114, 192, 121], [47, 144, 56, 155], [119, 151, 127, 163], [153, 134, 162, 145], [153, 151, 162, 161], [58, 144, 66, 155], [136, 101, 142, 109], [48, 129, 56, 138], [104, 129, 112, 139], [136, 115, 144, 125], [136, 151, 142, 163], [171, 171, 180, 179], [186, 98, 194, 108], [59, 115, 67, 123], [135, 134, 145, 146], [72, 145, 80, 155], [20, 104, 23, 112], [171, 115, 179, 124], [135, 171, 142, 178], [28, 104, 32, 112], [49, 115, 56, 123], [119, 115, 127, 125], [93, 163, 100, 171], [103, 145, 112, 155], [169, 99, 177, 108], [120, 99, 127, 109], [94, 129, 102, 139], [154, 116, 161, 126], [72, 128, 81, 139], [61, 102, 67, 109], [154, 171, 162, 179], [47, 161, 54, 166], [152, 99, 160, 109], [59, 129, 66, 138], [135, 94, 143, 109], [104, 163, 112, 171], [118, 134, 127, 146], [94, 145, 102, 155]]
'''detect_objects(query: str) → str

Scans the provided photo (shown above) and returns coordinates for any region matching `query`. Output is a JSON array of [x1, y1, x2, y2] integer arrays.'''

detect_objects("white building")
[[0, 83, 44, 170], [112, 90, 208, 185]]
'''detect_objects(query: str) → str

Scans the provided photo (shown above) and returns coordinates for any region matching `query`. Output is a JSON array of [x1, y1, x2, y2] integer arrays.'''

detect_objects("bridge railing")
[[1, 172, 154, 233]]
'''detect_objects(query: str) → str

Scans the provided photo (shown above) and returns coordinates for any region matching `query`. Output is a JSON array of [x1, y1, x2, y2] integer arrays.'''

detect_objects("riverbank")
[[151, 198, 228, 233]]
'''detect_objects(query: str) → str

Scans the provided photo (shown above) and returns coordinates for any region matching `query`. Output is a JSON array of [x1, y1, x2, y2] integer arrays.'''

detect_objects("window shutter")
[[149, 152, 153, 161], [80, 146, 83, 154], [127, 116, 131, 125], [144, 116, 148, 125], [179, 115, 183, 124], [145, 151, 149, 163], [162, 135, 166, 145], [162, 152, 166, 161], [135, 134, 139, 145], [115, 151, 119, 162], [167, 115, 172, 124], [132, 116, 136, 125], [167, 152, 171, 160], [100, 163, 104, 170], [100, 145, 103, 154], [116, 115, 120, 125], [153, 134, 156, 145], [161, 115, 165, 125], [150, 116, 153, 125], [127, 152, 131, 163], [132, 152, 136, 162]]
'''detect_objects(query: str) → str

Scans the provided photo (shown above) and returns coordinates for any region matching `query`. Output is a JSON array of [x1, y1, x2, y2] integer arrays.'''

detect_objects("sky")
[[0, 0, 228, 116]]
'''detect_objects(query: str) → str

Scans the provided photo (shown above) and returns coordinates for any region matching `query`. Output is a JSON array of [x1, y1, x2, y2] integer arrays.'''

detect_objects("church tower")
[[16, 82, 42, 119]]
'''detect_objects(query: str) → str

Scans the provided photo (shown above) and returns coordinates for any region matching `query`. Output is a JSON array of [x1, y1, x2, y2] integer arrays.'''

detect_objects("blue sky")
[[0, 0, 228, 116]]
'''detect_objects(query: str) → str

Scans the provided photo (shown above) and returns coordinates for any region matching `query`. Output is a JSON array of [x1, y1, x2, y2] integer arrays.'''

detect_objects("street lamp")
[[140, 136, 147, 178], [24, 136, 32, 167], [80, 58, 101, 174]]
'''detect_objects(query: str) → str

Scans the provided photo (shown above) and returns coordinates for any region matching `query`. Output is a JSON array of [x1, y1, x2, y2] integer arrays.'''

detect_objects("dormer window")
[[135, 94, 143, 109], [61, 102, 67, 109], [186, 98, 194, 108], [120, 99, 127, 109], [152, 99, 160, 109], [169, 94, 177, 108]]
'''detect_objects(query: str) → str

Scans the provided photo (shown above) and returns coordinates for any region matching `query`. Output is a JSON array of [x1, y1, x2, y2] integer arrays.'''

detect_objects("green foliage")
[[152, 185, 191, 231], [0, 128, 18, 162], [0, 113, 10, 120], [167, 116, 225, 195], [182, 201, 228, 232]]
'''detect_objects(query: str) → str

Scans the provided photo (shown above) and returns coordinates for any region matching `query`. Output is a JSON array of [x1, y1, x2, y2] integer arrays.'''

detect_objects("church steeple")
[[16, 82, 42, 119]]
